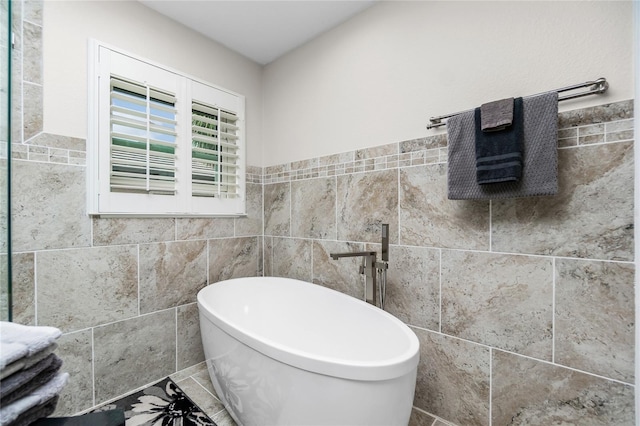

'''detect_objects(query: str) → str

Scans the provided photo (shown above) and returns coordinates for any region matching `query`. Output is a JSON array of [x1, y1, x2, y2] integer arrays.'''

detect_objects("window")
[[87, 41, 246, 216]]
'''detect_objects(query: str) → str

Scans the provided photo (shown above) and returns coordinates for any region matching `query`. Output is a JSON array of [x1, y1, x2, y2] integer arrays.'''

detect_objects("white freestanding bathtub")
[[197, 277, 420, 426]]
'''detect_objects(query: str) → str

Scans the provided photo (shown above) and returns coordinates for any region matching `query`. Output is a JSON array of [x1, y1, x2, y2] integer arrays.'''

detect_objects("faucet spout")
[[329, 251, 377, 260]]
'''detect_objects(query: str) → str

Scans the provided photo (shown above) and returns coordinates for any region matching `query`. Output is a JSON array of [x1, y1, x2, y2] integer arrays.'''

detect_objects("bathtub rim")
[[197, 276, 420, 382]]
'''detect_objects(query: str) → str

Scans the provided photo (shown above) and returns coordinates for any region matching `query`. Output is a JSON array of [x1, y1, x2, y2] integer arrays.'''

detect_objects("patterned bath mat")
[[94, 377, 217, 426]]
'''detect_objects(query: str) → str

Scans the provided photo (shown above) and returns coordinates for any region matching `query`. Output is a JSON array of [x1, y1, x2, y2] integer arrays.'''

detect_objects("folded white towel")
[[0, 322, 62, 370], [0, 371, 69, 425]]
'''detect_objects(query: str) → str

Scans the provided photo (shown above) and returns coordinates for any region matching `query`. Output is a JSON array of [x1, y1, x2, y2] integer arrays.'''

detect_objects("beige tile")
[[23, 21, 42, 85], [400, 134, 448, 153], [170, 361, 207, 383], [94, 310, 176, 404], [176, 217, 234, 240], [139, 240, 207, 313], [441, 250, 553, 359], [9, 252, 35, 325], [53, 329, 93, 416], [412, 328, 490, 426], [24, 0, 43, 25], [23, 82, 42, 141], [355, 142, 398, 160], [211, 408, 238, 426], [93, 217, 175, 246], [208, 237, 259, 283], [26, 133, 86, 151], [408, 408, 437, 426], [176, 377, 226, 420], [492, 350, 635, 425], [385, 245, 440, 330], [557, 100, 633, 129], [235, 183, 263, 237], [261, 236, 270, 276], [399, 164, 489, 250], [291, 177, 336, 239], [36, 245, 138, 332], [337, 169, 398, 244], [177, 303, 205, 370], [312, 240, 365, 300], [12, 160, 91, 251], [555, 259, 635, 383], [263, 182, 290, 236], [271, 238, 312, 282], [492, 142, 633, 261]]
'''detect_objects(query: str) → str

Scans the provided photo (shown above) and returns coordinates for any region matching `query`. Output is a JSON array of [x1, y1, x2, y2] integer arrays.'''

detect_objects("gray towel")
[[447, 91, 558, 200], [7, 395, 59, 426], [0, 372, 69, 425], [1, 354, 63, 405], [481, 97, 514, 132], [1, 343, 59, 380], [475, 97, 524, 184]]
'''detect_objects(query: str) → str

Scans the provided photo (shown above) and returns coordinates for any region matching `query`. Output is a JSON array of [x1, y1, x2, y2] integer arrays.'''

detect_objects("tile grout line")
[[489, 347, 493, 426], [91, 327, 96, 408], [33, 251, 37, 324], [175, 308, 178, 373], [438, 248, 442, 334], [552, 257, 556, 363]]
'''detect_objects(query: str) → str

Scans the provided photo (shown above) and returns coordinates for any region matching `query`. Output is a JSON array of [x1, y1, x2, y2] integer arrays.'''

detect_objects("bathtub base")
[[201, 313, 417, 426]]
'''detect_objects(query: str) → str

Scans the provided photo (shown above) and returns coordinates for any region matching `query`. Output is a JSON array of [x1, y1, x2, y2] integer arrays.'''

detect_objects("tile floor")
[[169, 362, 454, 426]]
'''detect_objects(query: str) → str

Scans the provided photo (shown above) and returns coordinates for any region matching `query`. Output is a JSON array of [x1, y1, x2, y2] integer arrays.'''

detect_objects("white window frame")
[[87, 40, 246, 217]]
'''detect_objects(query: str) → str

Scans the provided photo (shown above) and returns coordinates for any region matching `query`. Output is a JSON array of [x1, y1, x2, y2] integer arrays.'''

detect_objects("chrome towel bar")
[[426, 77, 609, 129]]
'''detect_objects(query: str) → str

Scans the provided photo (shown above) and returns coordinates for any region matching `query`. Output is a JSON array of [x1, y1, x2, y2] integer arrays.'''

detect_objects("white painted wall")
[[42, 0, 264, 165], [43, 1, 634, 169], [262, 1, 634, 166]]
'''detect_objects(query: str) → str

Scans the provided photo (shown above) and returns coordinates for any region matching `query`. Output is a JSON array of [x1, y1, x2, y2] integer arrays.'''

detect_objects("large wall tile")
[[271, 237, 312, 282], [54, 329, 93, 416], [23, 82, 41, 141], [23, 21, 42, 85], [412, 328, 490, 426], [12, 161, 90, 251], [399, 164, 489, 250], [235, 183, 263, 237], [94, 309, 176, 403], [93, 217, 175, 246], [441, 250, 553, 359], [312, 240, 365, 300], [139, 240, 208, 314], [555, 259, 635, 383], [492, 350, 635, 425], [36, 245, 138, 332], [264, 182, 290, 236], [11, 252, 35, 325], [337, 169, 398, 243], [177, 303, 205, 370], [385, 245, 440, 331], [208, 237, 259, 283], [291, 177, 336, 239], [492, 142, 633, 261], [176, 218, 234, 240]]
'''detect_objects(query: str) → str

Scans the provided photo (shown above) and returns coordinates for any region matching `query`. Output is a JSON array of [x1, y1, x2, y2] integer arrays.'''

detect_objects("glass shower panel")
[[0, 0, 11, 321]]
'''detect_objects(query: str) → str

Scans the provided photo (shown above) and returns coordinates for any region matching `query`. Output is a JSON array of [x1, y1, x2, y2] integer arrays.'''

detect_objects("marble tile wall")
[[262, 99, 635, 426], [11, 0, 636, 424], [10, 0, 263, 415]]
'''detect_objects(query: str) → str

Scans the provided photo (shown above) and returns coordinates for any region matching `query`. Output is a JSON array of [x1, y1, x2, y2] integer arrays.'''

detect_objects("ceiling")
[[138, 1, 378, 65]]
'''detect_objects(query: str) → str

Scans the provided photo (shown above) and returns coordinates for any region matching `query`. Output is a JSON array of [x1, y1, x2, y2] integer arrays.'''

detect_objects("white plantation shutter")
[[110, 77, 178, 194], [88, 42, 245, 216], [191, 102, 240, 198]]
